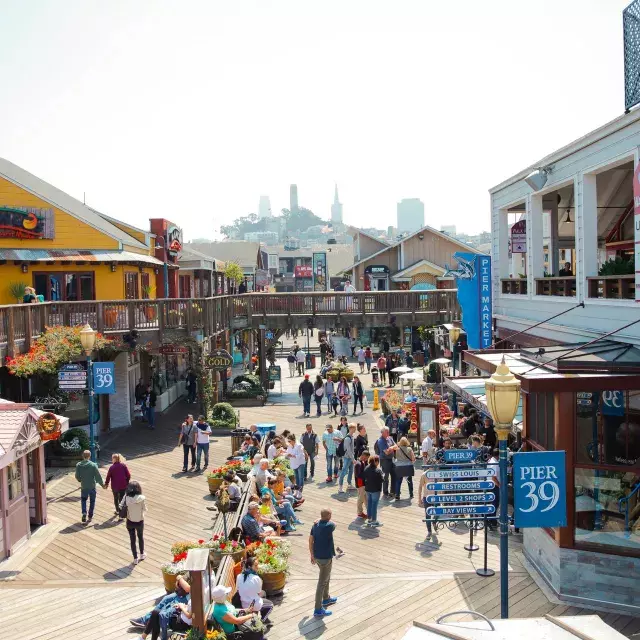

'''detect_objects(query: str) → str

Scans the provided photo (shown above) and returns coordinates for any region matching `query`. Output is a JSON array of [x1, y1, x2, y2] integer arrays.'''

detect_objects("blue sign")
[[93, 362, 115, 395], [426, 468, 496, 479], [601, 391, 624, 416], [513, 451, 567, 528], [443, 449, 478, 463], [427, 481, 494, 491], [58, 363, 87, 390], [427, 505, 495, 517], [443, 252, 492, 350], [426, 493, 495, 504]]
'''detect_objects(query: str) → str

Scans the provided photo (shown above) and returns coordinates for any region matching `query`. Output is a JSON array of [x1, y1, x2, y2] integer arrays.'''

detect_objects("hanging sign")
[[93, 362, 115, 395], [204, 349, 233, 370], [58, 363, 87, 390], [426, 467, 496, 479], [36, 412, 62, 441], [510, 220, 526, 253], [154, 345, 190, 355], [313, 252, 328, 291], [443, 449, 478, 463], [426, 505, 496, 517], [426, 493, 495, 504], [601, 390, 625, 416], [294, 265, 312, 278], [268, 365, 281, 382], [427, 481, 494, 491]]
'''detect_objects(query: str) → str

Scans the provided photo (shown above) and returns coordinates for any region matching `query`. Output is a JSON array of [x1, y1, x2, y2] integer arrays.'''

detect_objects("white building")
[[258, 195, 271, 219], [397, 198, 425, 234], [331, 184, 343, 223], [491, 109, 640, 348], [441, 224, 457, 235]]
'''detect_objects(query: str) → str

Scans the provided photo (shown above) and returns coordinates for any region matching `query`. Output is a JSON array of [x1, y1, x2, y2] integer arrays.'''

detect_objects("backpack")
[[374, 439, 380, 455], [336, 438, 346, 457]]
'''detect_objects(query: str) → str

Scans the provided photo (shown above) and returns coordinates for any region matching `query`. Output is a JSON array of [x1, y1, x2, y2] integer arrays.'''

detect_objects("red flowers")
[[219, 543, 226, 550], [173, 551, 188, 563], [198, 539, 205, 544]]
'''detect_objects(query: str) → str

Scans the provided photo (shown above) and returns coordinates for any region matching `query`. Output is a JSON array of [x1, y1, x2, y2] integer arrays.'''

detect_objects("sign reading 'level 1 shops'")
[[58, 363, 87, 390], [204, 349, 233, 370], [426, 493, 495, 504], [426, 505, 496, 517]]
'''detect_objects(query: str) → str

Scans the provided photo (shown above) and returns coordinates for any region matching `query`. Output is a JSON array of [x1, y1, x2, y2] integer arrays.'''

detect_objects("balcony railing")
[[535, 277, 576, 297], [0, 289, 460, 357], [501, 278, 527, 295], [587, 275, 634, 300]]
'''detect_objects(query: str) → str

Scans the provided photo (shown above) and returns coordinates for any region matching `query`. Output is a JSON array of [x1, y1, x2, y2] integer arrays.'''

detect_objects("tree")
[[280, 207, 324, 232], [224, 261, 244, 285], [220, 213, 268, 239]]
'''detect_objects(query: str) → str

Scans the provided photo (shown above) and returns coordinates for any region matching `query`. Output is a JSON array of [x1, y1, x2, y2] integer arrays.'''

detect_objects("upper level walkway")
[[0, 290, 460, 357]]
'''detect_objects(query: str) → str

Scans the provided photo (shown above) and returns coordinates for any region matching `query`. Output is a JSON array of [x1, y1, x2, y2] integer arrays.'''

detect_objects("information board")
[[58, 363, 87, 390], [426, 468, 496, 479]]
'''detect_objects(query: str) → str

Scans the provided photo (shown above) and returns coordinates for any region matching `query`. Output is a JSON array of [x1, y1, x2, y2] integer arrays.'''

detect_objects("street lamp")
[[79, 323, 97, 463], [155, 236, 170, 298], [484, 356, 521, 619]]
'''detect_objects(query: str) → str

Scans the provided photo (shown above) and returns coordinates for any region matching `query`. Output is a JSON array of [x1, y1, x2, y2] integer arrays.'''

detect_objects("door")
[[6, 458, 29, 553], [377, 278, 387, 291], [27, 448, 44, 526]]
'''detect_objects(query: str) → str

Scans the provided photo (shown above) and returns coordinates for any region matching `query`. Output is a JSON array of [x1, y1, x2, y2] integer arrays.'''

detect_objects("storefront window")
[[125, 272, 139, 299], [7, 461, 23, 501], [575, 468, 640, 552], [34, 271, 95, 301], [526, 392, 554, 450]]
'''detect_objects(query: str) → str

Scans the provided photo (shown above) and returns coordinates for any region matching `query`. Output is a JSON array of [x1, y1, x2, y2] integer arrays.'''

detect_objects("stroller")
[[371, 366, 380, 387], [339, 394, 350, 416]]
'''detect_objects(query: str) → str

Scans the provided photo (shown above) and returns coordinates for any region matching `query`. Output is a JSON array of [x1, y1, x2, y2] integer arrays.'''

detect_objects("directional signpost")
[[422, 446, 497, 568], [58, 363, 87, 390]]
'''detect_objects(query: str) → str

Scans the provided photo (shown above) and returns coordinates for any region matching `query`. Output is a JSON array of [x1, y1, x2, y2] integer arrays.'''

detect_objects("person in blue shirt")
[[309, 508, 338, 618], [376, 427, 398, 497], [129, 575, 190, 640]]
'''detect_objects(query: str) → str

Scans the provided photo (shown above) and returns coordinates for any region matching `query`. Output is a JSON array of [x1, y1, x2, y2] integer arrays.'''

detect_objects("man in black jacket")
[[299, 374, 314, 418]]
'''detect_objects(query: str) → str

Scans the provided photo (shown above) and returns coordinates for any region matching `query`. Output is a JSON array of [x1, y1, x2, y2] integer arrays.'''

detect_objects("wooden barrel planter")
[[162, 571, 180, 593], [260, 571, 286, 596], [208, 476, 224, 494], [211, 549, 245, 568]]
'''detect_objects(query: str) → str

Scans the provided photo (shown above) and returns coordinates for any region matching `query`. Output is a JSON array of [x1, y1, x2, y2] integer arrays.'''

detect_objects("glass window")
[[7, 461, 23, 501], [33, 272, 95, 301], [65, 273, 78, 300], [125, 272, 139, 299], [79, 274, 93, 300], [575, 468, 640, 552], [141, 272, 150, 299], [527, 392, 554, 450]]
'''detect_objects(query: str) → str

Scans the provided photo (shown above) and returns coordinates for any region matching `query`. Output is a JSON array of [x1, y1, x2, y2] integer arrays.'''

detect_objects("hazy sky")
[[0, 0, 633, 240]]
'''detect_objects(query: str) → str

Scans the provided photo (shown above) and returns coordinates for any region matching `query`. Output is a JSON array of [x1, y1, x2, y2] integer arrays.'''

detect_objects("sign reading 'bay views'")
[[426, 468, 496, 479], [426, 505, 496, 517], [427, 481, 494, 491]]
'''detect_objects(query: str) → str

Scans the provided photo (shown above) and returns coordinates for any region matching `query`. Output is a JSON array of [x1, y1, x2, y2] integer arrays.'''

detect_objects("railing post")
[[158, 300, 165, 342], [336, 293, 341, 325], [24, 306, 33, 351], [312, 294, 317, 321], [128, 302, 136, 331], [186, 301, 193, 333], [62, 303, 71, 327], [96, 302, 104, 334], [247, 296, 253, 325], [7, 307, 15, 357]]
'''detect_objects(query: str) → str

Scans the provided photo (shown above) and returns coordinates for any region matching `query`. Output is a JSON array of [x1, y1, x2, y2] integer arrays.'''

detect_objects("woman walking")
[[352, 376, 364, 415], [285, 434, 307, 489], [386, 355, 394, 387], [363, 454, 384, 527], [313, 375, 325, 417], [105, 453, 131, 518], [394, 436, 415, 500], [337, 376, 350, 416], [364, 346, 372, 373], [119, 481, 147, 564], [179, 415, 197, 472]]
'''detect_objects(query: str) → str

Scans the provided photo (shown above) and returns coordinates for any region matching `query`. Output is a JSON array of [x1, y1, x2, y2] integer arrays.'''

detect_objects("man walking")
[[309, 508, 338, 618], [296, 348, 306, 376], [301, 423, 319, 481], [356, 345, 366, 373], [338, 423, 356, 493], [195, 415, 212, 471], [299, 374, 314, 418], [144, 384, 157, 429], [376, 427, 398, 498], [75, 450, 104, 523], [322, 424, 342, 482], [354, 424, 368, 458], [354, 449, 370, 519], [324, 376, 335, 413]]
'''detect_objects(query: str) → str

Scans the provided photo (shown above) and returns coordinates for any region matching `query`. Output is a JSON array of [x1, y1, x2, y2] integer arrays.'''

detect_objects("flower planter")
[[104, 309, 118, 328], [207, 476, 224, 494], [260, 570, 286, 596], [143, 306, 157, 321], [211, 548, 245, 568], [162, 570, 180, 593]]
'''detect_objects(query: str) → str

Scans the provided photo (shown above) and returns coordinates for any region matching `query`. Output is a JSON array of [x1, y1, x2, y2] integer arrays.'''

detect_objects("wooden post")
[[7, 307, 15, 357], [127, 302, 136, 331], [184, 548, 213, 633], [158, 300, 165, 342], [96, 302, 105, 334], [24, 306, 32, 351], [554, 391, 575, 549], [186, 301, 193, 333]]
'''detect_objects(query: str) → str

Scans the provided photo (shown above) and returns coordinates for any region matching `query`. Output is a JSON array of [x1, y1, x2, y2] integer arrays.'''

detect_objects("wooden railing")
[[535, 277, 576, 297], [501, 278, 527, 295], [587, 275, 634, 300], [0, 289, 459, 356]]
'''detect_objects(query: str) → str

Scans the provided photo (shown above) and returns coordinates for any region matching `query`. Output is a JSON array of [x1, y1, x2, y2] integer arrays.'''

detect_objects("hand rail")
[[618, 481, 640, 537]]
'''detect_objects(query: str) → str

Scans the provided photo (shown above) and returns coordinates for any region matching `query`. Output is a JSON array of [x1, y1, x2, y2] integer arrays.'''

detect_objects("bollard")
[[373, 388, 380, 411]]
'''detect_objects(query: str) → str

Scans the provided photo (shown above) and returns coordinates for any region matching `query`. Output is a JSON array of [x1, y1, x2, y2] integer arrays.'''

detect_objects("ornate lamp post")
[[79, 323, 97, 462], [484, 357, 521, 619]]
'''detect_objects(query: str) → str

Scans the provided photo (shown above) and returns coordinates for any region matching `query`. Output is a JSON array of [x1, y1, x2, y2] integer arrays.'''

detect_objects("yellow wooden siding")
[[109, 221, 147, 244], [0, 264, 158, 304], [0, 178, 119, 250]]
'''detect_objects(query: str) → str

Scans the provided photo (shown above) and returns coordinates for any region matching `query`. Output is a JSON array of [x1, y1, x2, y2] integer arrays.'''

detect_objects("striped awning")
[[0, 249, 164, 266]]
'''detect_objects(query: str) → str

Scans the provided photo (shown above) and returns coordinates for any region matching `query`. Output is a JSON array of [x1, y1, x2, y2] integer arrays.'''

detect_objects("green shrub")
[[54, 427, 90, 455], [233, 374, 261, 389], [211, 402, 236, 428], [598, 256, 634, 276]]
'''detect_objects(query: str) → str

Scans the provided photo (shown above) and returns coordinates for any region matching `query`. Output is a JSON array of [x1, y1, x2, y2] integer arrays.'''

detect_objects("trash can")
[[306, 353, 316, 369], [414, 351, 425, 367], [230, 428, 249, 455]]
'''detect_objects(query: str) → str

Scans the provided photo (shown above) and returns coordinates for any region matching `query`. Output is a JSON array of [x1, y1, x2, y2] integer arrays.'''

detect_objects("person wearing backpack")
[[179, 415, 197, 472], [338, 423, 356, 493], [322, 424, 343, 483], [119, 481, 147, 564], [313, 375, 325, 417], [287, 350, 296, 377]]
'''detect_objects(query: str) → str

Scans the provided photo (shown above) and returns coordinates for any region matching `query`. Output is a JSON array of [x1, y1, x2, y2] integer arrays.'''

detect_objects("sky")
[[0, 0, 634, 240]]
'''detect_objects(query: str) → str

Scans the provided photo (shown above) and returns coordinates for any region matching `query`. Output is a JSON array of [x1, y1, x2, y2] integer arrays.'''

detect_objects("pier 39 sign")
[[513, 451, 567, 528]]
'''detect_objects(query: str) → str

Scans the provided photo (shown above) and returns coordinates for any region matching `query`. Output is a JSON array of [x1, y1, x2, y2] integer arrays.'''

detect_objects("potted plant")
[[141, 284, 157, 320], [161, 555, 187, 593], [206, 467, 227, 494], [8, 281, 26, 303], [244, 538, 291, 595], [206, 533, 246, 568], [234, 460, 252, 482], [186, 629, 228, 640]]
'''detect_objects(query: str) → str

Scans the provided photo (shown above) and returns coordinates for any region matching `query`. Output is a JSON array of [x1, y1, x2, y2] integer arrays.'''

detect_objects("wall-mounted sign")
[[510, 220, 526, 253], [294, 265, 312, 278], [364, 265, 390, 274], [313, 252, 328, 291], [93, 362, 115, 395], [153, 345, 190, 355], [204, 349, 233, 370], [0, 206, 55, 239], [166, 224, 183, 262], [36, 412, 62, 441], [58, 363, 87, 390], [444, 253, 492, 350]]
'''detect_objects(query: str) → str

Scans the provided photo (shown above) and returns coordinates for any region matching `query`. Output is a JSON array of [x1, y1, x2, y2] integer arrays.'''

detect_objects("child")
[[259, 494, 289, 534], [223, 472, 242, 511], [331, 393, 339, 417], [371, 365, 379, 387]]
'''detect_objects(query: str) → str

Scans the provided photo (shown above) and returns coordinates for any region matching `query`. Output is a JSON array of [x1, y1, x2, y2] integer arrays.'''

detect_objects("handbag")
[[118, 496, 128, 519], [395, 447, 415, 478]]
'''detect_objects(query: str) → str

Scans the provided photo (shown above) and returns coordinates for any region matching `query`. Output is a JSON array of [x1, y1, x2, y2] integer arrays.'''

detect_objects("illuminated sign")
[[166, 224, 183, 261], [0, 207, 55, 239]]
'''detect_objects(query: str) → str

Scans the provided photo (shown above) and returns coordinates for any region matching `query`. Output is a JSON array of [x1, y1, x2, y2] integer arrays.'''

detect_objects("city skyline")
[[0, 0, 632, 241]]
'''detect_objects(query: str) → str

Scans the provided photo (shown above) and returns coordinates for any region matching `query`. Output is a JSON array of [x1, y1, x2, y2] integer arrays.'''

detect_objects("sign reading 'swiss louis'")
[[0, 206, 54, 239]]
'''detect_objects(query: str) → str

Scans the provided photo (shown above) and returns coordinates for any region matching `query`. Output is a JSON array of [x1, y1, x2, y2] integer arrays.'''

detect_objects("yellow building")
[[0, 158, 162, 304]]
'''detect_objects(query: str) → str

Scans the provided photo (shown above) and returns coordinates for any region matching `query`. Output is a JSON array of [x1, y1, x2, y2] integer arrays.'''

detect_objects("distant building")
[[244, 231, 279, 244], [331, 183, 343, 223], [290, 184, 299, 214], [258, 195, 271, 219], [387, 225, 396, 239], [440, 224, 456, 236], [397, 198, 425, 234]]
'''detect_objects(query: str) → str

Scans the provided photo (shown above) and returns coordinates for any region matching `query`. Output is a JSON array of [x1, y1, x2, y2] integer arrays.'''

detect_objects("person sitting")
[[259, 493, 289, 534], [130, 575, 191, 640], [224, 472, 242, 511], [211, 585, 260, 637], [263, 478, 302, 529], [236, 555, 275, 622], [255, 459, 275, 492], [267, 437, 285, 461], [249, 453, 264, 477], [241, 502, 276, 542], [246, 436, 261, 460]]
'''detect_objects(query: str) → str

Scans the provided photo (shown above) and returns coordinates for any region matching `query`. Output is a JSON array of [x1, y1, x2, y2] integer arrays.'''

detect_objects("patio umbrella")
[[391, 366, 412, 373], [399, 370, 425, 394], [430, 358, 451, 397]]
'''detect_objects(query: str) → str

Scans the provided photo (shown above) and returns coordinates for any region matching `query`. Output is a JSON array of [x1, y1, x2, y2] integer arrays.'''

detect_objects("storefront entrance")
[[27, 448, 45, 529]]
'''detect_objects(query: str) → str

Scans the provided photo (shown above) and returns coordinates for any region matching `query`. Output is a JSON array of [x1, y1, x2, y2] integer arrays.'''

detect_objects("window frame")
[[124, 271, 140, 300], [32, 270, 96, 301], [7, 460, 24, 503]]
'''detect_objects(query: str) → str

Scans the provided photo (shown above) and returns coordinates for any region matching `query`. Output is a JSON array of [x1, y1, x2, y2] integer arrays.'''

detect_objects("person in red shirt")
[[377, 354, 387, 385], [364, 346, 373, 373], [104, 453, 131, 518], [354, 450, 370, 519]]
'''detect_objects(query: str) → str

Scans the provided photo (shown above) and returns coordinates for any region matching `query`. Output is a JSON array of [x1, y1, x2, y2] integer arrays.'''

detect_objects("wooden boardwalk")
[[0, 379, 638, 638]]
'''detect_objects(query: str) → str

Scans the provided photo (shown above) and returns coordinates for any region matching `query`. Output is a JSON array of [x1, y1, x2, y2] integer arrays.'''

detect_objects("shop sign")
[[513, 450, 567, 528], [268, 365, 281, 382], [601, 390, 625, 416], [510, 220, 526, 253], [204, 349, 233, 370], [443, 449, 478, 463], [36, 412, 62, 441], [633, 160, 640, 303], [154, 345, 190, 355], [166, 224, 183, 260], [312, 252, 328, 291], [426, 505, 495, 517], [426, 467, 496, 479], [427, 481, 494, 491], [294, 265, 312, 278], [0, 206, 55, 239], [364, 265, 390, 274], [444, 253, 492, 350], [93, 362, 115, 395], [58, 363, 87, 390]]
